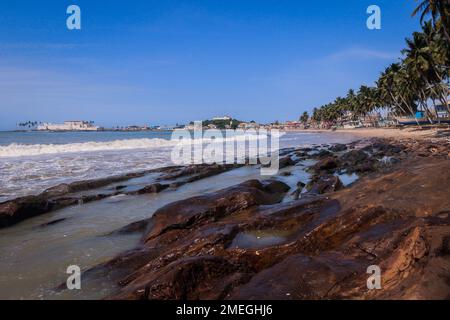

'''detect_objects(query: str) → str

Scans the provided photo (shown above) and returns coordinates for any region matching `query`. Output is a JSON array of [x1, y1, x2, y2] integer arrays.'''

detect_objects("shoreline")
[[0, 136, 449, 299], [101, 136, 450, 300], [3, 126, 450, 140], [285, 126, 450, 139]]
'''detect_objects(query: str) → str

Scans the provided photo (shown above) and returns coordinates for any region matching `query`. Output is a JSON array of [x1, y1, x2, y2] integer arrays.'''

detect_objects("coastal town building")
[[238, 122, 259, 129], [37, 121, 99, 131], [436, 101, 450, 118], [212, 116, 232, 121], [283, 121, 304, 130]]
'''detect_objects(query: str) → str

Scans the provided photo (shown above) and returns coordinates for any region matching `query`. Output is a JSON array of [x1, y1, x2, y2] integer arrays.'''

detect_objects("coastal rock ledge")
[[89, 138, 450, 300]]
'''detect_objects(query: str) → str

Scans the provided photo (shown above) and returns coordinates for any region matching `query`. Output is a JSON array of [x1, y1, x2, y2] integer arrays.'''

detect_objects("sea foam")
[[0, 134, 266, 158], [0, 138, 178, 158]]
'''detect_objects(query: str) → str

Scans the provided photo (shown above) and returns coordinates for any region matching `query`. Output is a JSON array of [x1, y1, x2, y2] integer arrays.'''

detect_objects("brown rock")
[[306, 175, 344, 194], [313, 157, 339, 172]]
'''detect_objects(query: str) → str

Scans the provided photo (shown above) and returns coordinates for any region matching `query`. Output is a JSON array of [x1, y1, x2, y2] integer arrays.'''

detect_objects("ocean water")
[[0, 130, 357, 202], [0, 130, 360, 299]]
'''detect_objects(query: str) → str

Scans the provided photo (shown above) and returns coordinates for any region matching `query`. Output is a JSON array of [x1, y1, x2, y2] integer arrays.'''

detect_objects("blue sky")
[[0, 0, 421, 130]]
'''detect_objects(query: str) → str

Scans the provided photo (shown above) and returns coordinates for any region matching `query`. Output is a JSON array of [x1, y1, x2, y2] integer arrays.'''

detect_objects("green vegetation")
[[310, 0, 449, 128], [17, 121, 38, 129], [300, 111, 309, 125], [191, 118, 243, 129]]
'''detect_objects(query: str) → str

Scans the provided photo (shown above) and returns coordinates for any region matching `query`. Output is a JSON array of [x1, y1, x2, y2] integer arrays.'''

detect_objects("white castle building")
[[211, 116, 232, 121], [37, 121, 99, 131]]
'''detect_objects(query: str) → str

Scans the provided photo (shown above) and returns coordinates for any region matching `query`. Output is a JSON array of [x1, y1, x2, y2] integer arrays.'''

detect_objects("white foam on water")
[[0, 133, 269, 158], [0, 138, 176, 158], [0, 131, 357, 202], [0, 134, 273, 201]]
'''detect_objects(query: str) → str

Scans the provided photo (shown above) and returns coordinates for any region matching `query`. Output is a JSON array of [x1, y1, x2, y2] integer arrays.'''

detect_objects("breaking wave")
[[0, 134, 270, 158], [0, 138, 178, 158]]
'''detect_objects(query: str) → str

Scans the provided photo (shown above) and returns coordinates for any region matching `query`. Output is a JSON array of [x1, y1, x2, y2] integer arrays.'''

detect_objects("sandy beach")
[[286, 126, 450, 139]]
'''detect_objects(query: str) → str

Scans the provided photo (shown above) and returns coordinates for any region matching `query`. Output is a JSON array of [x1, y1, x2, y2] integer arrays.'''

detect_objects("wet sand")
[[287, 126, 450, 139]]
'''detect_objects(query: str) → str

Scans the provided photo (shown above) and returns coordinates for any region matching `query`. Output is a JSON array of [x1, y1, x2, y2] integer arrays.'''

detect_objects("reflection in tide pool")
[[337, 172, 359, 187], [230, 230, 293, 249]]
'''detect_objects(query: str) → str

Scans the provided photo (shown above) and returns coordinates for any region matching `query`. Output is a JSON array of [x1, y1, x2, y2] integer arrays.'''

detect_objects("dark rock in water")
[[291, 189, 301, 200], [101, 139, 450, 300], [112, 255, 249, 300], [313, 157, 339, 173], [329, 144, 348, 152], [168, 181, 186, 189], [70, 247, 162, 292], [280, 171, 292, 176], [158, 164, 239, 183], [0, 196, 49, 228], [390, 157, 400, 165], [263, 180, 290, 194], [362, 141, 405, 157], [291, 181, 306, 200], [306, 175, 344, 194], [295, 151, 309, 158], [338, 149, 378, 174], [115, 185, 127, 191], [0, 192, 112, 228], [263, 155, 296, 169], [340, 149, 368, 166], [297, 181, 306, 189], [278, 156, 296, 169], [315, 149, 333, 158], [108, 219, 151, 236], [42, 184, 71, 198], [0, 167, 171, 228], [134, 183, 169, 195], [353, 162, 376, 173], [39, 218, 67, 227], [143, 180, 285, 243], [279, 148, 296, 156]]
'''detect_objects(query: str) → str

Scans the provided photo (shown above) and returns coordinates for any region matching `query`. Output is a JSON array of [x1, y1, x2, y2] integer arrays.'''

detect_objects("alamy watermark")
[[366, 265, 382, 290], [66, 265, 81, 290], [170, 121, 280, 175], [66, 5, 81, 30], [366, 5, 381, 30], [65, 5, 381, 31]]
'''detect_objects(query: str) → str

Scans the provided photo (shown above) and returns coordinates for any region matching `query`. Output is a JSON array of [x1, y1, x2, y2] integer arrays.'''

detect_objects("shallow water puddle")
[[229, 230, 292, 249], [336, 172, 359, 187]]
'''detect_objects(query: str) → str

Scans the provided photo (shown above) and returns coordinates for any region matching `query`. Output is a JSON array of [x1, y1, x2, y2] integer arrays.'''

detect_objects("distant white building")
[[436, 101, 450, 118], [238, 122, 259, 129], [212, 116, 232, 121], [37, 121, 99, 131]]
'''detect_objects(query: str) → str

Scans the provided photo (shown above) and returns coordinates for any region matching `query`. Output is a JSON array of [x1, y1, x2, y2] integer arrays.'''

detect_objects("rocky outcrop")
[[0, 163, 240, 229], [329, 143, 348, 152], [312, 157, 339, 173], [143, 180, 289, 243], [99, 138, 450, 300], [0, 192, 111, 228], [306, 175, 344, 194]]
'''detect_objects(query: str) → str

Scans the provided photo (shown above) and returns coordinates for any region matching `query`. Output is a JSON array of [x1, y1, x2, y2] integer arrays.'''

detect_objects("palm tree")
[[412, 0, 450, 40], [299, 111, 309, 125], [402, 26, 450, 120]]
